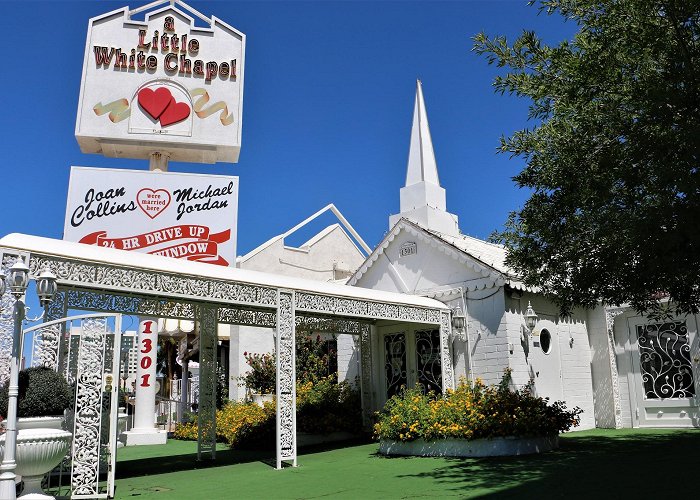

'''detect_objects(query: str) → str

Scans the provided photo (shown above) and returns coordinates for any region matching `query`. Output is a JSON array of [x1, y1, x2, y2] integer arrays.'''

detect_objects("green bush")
[[0, 367, 73, 418], [296, 376, 362, 434], [374, 369, 582, 442]]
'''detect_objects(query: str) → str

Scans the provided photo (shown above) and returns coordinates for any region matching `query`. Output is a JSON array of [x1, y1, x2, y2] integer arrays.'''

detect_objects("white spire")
[[390, 81, 459, 236], [406, 80, 440, 187]]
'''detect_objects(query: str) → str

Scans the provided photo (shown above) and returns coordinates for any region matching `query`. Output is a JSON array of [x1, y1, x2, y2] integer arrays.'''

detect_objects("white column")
[[180, 358, 189, 422], [124, 316, 167, 445]]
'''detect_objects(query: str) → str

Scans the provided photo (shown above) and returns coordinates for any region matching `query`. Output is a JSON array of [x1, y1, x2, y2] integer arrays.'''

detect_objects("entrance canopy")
[[0, 233, 452, 468]]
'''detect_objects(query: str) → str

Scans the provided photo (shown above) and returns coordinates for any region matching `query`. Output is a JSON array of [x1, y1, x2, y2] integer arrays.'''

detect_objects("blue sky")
[[0, 1, 575, 257]]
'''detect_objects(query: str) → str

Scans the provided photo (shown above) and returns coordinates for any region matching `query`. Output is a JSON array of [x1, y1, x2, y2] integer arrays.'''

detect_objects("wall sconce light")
[[521, 301, 538, 342], [451, 306, 466, 342], [569, 335, 574, 348]]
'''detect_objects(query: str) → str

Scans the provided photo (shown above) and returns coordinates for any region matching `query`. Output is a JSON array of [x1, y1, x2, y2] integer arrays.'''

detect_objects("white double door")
[[628, 315, 700, 427], [378, 325, 442, 406]]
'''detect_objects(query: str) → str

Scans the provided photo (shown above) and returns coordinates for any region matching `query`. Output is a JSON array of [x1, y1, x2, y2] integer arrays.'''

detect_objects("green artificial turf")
[[114, 429, 700, 499]]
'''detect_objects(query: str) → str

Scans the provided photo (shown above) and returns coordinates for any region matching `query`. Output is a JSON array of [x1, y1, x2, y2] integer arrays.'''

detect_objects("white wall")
[[337, 334, 360, 387], [228, 325, 275, 400], [503, 293, 596, 430], [466, 288, 510, 387], [240, 225, 365, 281]]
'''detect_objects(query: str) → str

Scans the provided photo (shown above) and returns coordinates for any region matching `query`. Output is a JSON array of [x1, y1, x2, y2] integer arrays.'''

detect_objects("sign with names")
[[75, 2, 245, 163], [64, 166, 238, 266]]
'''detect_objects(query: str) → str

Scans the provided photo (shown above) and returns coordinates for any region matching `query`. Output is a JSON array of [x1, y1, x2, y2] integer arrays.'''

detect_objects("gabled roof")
[[237, 204, 369, 265], [348, 218, 529, 292]]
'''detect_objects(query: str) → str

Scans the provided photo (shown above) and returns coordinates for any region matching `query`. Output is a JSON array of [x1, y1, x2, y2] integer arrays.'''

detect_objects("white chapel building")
[[345, 81, 700, 430]]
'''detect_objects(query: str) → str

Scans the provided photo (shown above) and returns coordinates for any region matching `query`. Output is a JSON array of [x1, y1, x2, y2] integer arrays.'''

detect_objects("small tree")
[[241, 352, 276, 395], [474, 1, 700, 316]]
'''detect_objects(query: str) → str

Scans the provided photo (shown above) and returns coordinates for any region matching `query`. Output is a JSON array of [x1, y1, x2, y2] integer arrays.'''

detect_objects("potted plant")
[[240, 352, 275, 406], [0, 366, 73, 499]]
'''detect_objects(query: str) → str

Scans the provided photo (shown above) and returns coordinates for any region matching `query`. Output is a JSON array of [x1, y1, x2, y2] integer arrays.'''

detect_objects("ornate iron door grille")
[[384, 333, 407, 399], [637, 321, 695, 399], [415, 329, 442, 394]]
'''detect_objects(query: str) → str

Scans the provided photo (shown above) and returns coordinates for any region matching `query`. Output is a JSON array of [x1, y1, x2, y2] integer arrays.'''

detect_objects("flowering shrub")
[[172, 418, 200, 441], [174, 377, 362, 446], [374, 370, 582, 442], [217, 399, 276, 447], [296, 376, 362, 434], [241, 352, 276, 394]]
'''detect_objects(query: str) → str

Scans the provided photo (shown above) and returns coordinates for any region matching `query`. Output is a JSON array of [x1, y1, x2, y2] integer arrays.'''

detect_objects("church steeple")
[[389, 81, 459, 236]]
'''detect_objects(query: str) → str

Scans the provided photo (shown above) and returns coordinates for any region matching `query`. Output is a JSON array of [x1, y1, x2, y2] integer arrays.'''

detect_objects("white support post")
[[440, 311, 455, 393], [275, 291, 296, 469], [124, 316, 167, 445]]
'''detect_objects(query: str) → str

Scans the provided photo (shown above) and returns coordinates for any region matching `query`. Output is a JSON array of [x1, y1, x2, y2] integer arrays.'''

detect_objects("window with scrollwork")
[[637, 321, 696, 399]]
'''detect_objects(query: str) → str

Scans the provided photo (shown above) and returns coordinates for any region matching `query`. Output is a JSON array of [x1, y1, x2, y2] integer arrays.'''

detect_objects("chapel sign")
[[75, 4, 245, 163], [64, 167, 238, 266]]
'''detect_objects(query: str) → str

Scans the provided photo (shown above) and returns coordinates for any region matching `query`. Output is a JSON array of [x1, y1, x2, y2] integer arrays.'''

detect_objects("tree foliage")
[[474, 0, 700, 316]]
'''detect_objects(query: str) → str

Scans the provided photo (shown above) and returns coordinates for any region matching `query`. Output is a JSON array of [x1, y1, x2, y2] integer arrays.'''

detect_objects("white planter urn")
[[0, 418, 72, 500]]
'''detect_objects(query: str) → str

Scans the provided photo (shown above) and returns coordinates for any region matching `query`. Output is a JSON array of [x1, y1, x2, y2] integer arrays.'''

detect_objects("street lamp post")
[[0, 261, 57, 500]]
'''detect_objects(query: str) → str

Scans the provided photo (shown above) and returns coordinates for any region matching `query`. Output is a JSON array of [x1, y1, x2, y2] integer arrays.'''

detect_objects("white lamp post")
[[0, 261, 57, 500]]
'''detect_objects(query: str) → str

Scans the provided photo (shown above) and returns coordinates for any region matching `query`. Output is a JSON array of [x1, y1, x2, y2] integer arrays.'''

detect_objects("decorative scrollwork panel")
[[197, 304, 218, 460], [218, 307, 276, 327], [637, 321, 695, 399], [28, 254, 281, 309], [359, 325, 373, 428], [440, 311, 454, 392], [71, 317, 107, 497], [295, 291, 441, 324], [32, 323, 61, 371], [276, 291, 296, 468], [295, 315, 366, 335], [0, 253, 22, 384], [605, 308, 624, 428]]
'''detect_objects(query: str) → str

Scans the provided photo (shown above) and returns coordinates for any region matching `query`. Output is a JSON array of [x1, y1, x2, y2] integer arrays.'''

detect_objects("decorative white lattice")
[[295, 291, 440, 323], [605, 308, 624, 429], [71, 317, 107, 496], [218, 307, 276, 327], [197, 304, 218, 460], [30, 255, 278, 309], [276, 292, 296, 466], [360, 324, 373, 427], [295, 315, 366, 335], [0, 253, 21, 383], [440, 311, 454, 392]]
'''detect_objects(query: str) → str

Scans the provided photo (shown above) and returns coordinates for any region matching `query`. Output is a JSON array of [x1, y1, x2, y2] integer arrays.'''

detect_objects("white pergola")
[[0, 233, 453, 473]]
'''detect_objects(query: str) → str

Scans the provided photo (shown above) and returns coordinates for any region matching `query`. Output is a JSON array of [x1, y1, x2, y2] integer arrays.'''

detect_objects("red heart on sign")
[[138, 87, 172, 121], [136, 188, 171, 219], [160, 97, 191, 127]]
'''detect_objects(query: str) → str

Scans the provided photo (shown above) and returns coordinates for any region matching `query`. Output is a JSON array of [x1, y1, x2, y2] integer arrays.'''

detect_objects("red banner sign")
[[79, 225, 231, 266]]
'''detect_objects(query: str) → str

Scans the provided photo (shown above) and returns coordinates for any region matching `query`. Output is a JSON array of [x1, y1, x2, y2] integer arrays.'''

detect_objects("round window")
[[540, 329, 552, 354]]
